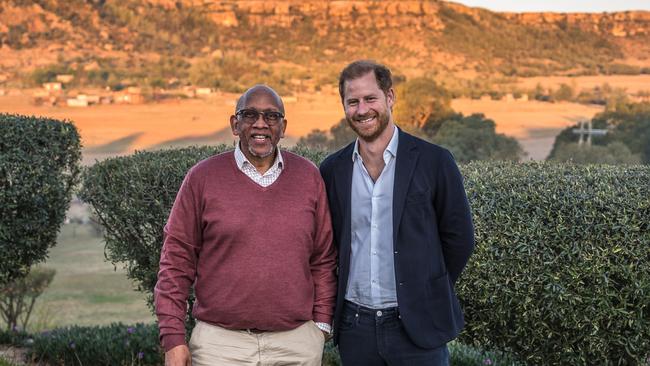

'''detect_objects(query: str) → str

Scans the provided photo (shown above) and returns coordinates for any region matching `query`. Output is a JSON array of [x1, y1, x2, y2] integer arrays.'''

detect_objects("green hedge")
[[29, 323, 161, 365], [459, 162, 650, 365], [21, 323, 515, 366], [81, 146, 650, 365], [0, 114, 81, 286]]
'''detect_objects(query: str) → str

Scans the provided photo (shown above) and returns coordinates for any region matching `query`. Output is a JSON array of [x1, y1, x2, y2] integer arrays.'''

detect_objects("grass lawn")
[[17, 224, 154, 332]]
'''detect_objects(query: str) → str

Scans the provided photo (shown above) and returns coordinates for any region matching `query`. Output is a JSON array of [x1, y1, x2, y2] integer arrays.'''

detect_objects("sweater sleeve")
[[310, 176, 337, 325], [154, 169, 202, 352]]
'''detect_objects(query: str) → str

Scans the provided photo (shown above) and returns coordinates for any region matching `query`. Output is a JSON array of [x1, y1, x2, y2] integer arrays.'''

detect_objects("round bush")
[[0, 114, 81, 285]]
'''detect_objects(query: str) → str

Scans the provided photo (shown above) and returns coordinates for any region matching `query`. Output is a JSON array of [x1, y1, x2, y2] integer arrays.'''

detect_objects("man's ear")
[[230, 115, 239, 136], [280, 119, 287, 138], [386, 88, 396, 110]]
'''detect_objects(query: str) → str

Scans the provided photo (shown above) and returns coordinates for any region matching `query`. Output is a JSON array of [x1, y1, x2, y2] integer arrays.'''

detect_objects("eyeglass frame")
[[235, 108, 285, 126]]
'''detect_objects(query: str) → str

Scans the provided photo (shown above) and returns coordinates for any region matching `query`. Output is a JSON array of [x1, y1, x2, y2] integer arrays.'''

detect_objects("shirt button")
[[373, 251, 377, 255], [394, 251, 398, 254], [376, 310, 383, 317]]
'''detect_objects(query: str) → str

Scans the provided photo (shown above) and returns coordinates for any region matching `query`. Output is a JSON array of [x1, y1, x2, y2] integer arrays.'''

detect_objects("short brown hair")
[[338, 60, 393, 102]]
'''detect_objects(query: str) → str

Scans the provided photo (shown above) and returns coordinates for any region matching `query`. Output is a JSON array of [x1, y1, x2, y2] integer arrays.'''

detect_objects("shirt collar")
[[234, 143, 284, 171], [352, 125, 399, 164]]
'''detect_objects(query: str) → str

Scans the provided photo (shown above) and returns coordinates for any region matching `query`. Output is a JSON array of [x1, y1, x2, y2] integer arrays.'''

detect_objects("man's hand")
[[165, 345, 191, 366], [321, 330, 333, 342]]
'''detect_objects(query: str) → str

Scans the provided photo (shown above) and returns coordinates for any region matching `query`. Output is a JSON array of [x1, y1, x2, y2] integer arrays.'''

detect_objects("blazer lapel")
[[393, 130, 419, 244], [333, 143, 354, 276]]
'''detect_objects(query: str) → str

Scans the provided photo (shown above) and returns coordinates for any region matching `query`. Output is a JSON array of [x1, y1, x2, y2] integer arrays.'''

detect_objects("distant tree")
[[553, 83, 574, 101], [329, 118, 357, 150], [297, 118, 355, 152], [393, 77, 454, 136], [549, 142, 641, 165], [297, 129, 330, 151], [432, 113, 523, 163]]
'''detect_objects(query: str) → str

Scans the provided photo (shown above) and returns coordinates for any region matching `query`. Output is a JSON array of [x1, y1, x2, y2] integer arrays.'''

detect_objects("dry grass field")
[[1, 88, 609, 162], [0, 90, 344, 164]]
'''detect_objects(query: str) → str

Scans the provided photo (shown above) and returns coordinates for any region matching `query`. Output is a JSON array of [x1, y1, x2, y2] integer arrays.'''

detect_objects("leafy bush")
[[0, 267, 56, 331], [29, 323, 162, 365], [24, 323, 512, 366], [0, 114, 81, 286], [0, 328, 30, 346], [459, 161, 650, 365]]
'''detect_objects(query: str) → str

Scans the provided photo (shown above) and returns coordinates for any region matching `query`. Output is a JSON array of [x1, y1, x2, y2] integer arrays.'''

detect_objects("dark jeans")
[[338, 301, 450, 366]]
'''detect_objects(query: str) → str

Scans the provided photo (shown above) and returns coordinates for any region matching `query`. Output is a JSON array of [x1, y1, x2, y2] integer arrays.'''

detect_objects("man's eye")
[[243, 111, 258, 119], [266, 112, 281, 120]]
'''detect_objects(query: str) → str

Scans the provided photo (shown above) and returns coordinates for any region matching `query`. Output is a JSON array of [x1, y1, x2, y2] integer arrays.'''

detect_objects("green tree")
[[393, 77, 454, 136], [432, 113, 523, 163]]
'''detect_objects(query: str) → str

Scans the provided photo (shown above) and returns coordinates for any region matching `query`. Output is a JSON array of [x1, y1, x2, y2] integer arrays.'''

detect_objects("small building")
[[77, 94, 101, 104], [43, 82, 63, 91], [56, 74, 74, 83], [67, 98, 89, 107], [196, 87, 213, 96]]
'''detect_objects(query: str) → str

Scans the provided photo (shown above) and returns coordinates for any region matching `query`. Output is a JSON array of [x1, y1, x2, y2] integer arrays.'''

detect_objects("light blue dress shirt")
[[346, 126, 399, 309]]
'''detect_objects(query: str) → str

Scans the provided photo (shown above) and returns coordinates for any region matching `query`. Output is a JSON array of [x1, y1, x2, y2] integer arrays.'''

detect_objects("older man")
[[320, 60, 475, 365], [155, 85, 336, 366]]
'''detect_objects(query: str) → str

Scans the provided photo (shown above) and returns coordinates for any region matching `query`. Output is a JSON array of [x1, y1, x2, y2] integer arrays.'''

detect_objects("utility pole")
[[573, 120, 608, 147]]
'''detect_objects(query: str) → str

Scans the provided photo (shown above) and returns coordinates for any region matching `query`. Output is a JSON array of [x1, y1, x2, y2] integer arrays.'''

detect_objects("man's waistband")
[[344, 300, 399, 318]]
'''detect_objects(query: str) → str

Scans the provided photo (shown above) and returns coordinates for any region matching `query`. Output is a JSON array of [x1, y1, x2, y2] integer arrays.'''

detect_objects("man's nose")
[[357, 101, 370, 115]]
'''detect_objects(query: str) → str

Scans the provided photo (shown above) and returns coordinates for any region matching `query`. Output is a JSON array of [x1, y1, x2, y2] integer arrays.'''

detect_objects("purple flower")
[[127, 327, 135, 334], [137, 351, 144, 359], [69, 342, 76, 349], [483, 358, 493, 365]]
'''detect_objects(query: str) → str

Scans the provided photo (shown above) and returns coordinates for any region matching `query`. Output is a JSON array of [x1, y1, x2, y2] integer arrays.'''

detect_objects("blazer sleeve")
[[433, 149, 475, 284]]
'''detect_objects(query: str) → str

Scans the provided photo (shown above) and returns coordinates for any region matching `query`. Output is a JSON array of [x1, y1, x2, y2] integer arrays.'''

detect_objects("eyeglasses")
[[236, 109, 284, 126]]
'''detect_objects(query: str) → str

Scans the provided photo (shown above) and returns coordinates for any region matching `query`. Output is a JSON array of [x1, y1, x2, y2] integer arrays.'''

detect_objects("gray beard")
[[249, 144, 275, 159]]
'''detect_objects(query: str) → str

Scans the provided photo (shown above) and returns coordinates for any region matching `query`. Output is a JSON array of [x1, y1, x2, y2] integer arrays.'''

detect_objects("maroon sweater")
[[154, 151, 337, 351]]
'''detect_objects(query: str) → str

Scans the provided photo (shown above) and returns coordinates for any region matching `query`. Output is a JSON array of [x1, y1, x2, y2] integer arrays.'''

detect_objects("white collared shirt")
[[234, 144, 284, 187], [347, 126, 399, 308]]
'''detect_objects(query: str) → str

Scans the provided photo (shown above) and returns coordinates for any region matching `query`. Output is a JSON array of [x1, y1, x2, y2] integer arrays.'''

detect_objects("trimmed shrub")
[[0, 114, 81, 286], [459, 162, 650, 365], [29, 323, 161, 365]]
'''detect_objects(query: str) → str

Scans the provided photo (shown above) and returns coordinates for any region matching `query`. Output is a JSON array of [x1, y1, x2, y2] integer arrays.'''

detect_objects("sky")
[[452, 1, 650, 13]]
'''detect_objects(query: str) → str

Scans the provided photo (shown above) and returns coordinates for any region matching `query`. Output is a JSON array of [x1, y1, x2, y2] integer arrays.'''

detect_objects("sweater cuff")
[[313, 312, 333, 326], [161, 334, 186, 353]]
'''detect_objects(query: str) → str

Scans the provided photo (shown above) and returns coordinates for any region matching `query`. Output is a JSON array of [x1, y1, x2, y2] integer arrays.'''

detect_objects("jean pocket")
[[338, 312, 358, 331]]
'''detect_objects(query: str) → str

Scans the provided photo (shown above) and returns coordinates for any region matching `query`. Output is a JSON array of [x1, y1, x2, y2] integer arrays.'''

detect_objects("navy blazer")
[[319, 128, 475, 349]]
